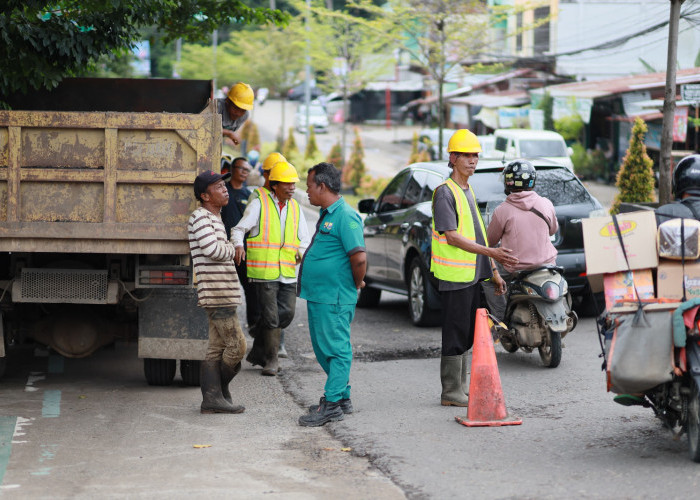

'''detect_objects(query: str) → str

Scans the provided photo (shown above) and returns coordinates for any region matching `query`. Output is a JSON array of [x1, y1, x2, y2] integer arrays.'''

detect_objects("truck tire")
[[144, 358, 176, 386], [180, 360, 201, 386]]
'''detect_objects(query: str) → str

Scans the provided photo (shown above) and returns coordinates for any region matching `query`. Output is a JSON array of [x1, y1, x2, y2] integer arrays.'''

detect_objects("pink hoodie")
[[486, 191, 558, 273]]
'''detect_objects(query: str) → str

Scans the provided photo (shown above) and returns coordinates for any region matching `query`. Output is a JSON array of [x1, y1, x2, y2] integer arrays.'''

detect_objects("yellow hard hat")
[[227, 82, 254, 110], [447, 129, 482, 154], [262, 152, 286, 172], [269, 161, 300, 183]]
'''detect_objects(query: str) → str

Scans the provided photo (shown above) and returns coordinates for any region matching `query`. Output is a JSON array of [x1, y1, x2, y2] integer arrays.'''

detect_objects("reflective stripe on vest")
[[246, 193, 301, 279], [430, 178, 488, 283]]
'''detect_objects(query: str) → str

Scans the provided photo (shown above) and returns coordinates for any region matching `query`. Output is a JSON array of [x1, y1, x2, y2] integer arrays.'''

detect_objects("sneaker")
[[299, 398, 344, 427], [308, 396, 353, 415]]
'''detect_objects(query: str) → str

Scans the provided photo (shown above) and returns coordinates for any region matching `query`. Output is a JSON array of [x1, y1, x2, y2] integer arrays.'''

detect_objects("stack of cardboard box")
[[583, 211, 657, 309], [583, 210, 700, 309]]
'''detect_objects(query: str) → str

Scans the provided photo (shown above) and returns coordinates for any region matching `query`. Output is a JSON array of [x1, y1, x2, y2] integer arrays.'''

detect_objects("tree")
[[610, 118, 656, 214], [283, 127, 299, 160], [327, 141, 345, 169], [0, 1, 288, 104], [343, 127, 366, 191], [305, 127, 319, 159], [305, 1, 394, 162]]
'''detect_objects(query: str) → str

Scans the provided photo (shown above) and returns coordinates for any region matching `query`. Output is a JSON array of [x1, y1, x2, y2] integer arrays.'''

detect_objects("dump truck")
[[0, 78, 222, 385]]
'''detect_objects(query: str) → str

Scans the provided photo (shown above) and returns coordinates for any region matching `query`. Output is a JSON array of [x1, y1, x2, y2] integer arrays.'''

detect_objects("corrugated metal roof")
[[532, 67, 700, 99], [448, 90, 530, 108]]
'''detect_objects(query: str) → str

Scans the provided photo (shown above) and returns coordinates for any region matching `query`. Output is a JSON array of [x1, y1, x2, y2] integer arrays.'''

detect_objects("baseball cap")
[[194, 170, 231, 201]]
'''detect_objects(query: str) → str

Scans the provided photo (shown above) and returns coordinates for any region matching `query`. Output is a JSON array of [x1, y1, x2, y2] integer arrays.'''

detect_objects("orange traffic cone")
[[455, 308, 522, 427]]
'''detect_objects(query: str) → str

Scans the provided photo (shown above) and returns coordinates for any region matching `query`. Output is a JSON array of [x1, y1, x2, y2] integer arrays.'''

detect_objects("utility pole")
[[304, 0, 311, 142], [659, 0, 685, 204]]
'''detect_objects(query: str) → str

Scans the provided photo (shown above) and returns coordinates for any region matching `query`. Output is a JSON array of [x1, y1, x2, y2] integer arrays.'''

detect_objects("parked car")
[[357, 160, 605, 326], [256, 87, 269, 105], [295, 102, 329, 133], [288, 82, 323, 101], [418, 129, 497, 161], [493, 129, 574, 171]]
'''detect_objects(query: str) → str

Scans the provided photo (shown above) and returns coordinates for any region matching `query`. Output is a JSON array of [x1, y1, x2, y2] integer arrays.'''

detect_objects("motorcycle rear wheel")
[[688, 377, 700, 462], [538, 330, 562, 368]]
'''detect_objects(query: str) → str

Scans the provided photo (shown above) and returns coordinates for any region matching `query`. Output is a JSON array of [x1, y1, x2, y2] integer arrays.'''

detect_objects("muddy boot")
[[440, 355, 469, 407], [261, 328, 281, 376], [278, 330, 288, 359], [200, 360, 244, 414], [220, 361, 242, 405], [461, 352, 469, 397], [245, 335, 266, 367]]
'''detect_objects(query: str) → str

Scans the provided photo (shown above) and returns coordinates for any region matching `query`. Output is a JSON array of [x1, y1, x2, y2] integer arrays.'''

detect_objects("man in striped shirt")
[[189, 170, 246, 414]]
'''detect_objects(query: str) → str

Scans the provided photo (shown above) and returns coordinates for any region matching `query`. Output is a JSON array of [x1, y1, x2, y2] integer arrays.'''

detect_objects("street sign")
[[681, 84, 700, 103]]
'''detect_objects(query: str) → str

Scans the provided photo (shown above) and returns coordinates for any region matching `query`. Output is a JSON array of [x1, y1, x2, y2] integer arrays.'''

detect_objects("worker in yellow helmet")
[[217, 82, 254, 146], [430, 129, 517, 407], [231, 161, 310, 376]]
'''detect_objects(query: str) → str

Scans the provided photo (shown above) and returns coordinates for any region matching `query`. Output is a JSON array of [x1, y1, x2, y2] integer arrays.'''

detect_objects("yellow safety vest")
[[430, 177, 488, 283], [246, 193, 301, 279]]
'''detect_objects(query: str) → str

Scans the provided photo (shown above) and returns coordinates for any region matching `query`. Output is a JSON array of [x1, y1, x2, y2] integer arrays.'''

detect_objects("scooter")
[[494, 265, 578, 368], [600, 303, 700, 462]]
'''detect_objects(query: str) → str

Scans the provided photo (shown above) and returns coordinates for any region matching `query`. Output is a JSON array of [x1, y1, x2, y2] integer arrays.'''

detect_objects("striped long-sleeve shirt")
[[188, 207, 242, 309]]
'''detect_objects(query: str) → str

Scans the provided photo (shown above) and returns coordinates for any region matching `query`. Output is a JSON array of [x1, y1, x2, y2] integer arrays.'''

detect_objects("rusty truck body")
[[0, 78, 222, 384]]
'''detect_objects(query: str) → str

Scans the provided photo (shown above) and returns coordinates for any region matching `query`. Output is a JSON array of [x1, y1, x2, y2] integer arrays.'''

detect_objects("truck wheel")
[[538, 330, 562, 368], [180, 360, 201, 386], [688, 377, 700, 462], [408, 257, 440, 327], [144, 358, 176, 386], [357, 287, 381, 308]]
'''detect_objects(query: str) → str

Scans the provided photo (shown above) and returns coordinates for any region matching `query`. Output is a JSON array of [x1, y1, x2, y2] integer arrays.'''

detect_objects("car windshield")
[[520, 140, 567, 158], [469, 168, 592, 208]]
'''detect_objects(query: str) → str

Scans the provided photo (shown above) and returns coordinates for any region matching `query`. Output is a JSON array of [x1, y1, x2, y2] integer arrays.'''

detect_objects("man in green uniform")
[[298, 162, 366, 427]]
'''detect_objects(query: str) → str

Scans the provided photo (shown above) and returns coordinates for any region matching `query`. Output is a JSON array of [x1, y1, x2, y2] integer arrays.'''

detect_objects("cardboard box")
[[657, 260, 700, 300], [602, 269, 655, 309], [582, 211, 658, 275]]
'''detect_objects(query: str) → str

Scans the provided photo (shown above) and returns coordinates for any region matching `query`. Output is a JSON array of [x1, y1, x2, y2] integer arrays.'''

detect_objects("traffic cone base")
[[455, 308, 522, 427]]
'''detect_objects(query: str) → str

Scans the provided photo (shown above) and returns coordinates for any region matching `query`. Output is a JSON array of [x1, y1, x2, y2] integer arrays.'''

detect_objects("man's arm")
[[349, 250, 367, 289], [444, 230, 518, 268], [232, 197, 262, 265], [223, 128, 241, 146], [190, 215, 234, 262]]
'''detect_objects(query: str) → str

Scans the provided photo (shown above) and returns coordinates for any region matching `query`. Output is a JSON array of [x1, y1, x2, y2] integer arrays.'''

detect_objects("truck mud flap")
[[138, 288, 208, 360]]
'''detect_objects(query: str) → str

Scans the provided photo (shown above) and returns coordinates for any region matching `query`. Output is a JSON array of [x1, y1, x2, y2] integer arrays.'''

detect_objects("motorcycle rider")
[[483, 159, 559, 321], [656, 154, 700, 225]]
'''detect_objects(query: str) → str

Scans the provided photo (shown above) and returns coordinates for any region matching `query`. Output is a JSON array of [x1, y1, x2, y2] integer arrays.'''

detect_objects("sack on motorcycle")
[[657, 218, 700, 260], [606, 303, 676, 394]]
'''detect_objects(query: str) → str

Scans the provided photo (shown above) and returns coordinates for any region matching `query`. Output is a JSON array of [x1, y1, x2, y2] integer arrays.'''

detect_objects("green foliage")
[[357, 176, 391, 198], [248, 122, 261, 151], [571, 142, 606, 180], [305, 127, 319, 159], [343, 127, 366, 191], [0, 1, 288, 103], [554, 115, 584, 142], [283, 127, 299, 159], [611, 118, 656, 214], [408, 132, 420, 164], [465, 63, 509, 74], [537, 91, 554, 131], [326, 141, 345, 170]]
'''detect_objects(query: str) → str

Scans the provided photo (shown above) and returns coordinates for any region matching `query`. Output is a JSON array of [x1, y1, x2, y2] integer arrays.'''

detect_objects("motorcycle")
[[599, 302, 700, 462], [493, 265, 578, 368]]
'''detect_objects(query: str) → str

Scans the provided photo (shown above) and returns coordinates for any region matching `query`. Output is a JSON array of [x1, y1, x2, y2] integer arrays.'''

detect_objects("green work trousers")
[[307, 301, 355, 403]]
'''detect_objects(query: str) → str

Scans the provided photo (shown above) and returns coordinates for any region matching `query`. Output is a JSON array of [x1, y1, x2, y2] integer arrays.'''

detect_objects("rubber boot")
[[245, 335, 266, 367], [461, 352, 469, 397], [261, 328, 281, 376], [278, 330, 288, 359], [220, 361, 241, 404], [200, 360, 244, 414], [440, 355, 469, 407]]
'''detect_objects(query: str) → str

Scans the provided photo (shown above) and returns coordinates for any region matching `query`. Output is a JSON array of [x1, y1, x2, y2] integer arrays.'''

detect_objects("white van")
[[493, 129, 574, 171]]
